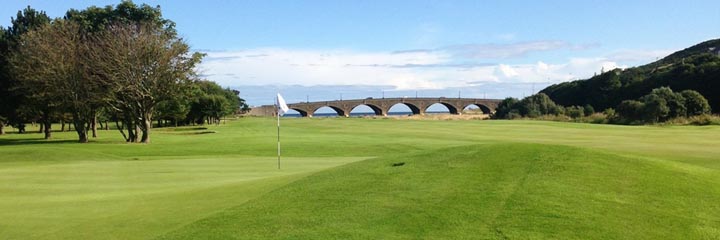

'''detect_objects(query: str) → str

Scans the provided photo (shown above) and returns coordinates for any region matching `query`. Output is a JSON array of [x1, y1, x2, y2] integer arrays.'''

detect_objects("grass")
[[1, 117, 719, 239]]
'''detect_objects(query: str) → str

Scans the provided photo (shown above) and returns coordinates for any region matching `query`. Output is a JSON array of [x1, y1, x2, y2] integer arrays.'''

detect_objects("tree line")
[[0, 2, 248, 143], [494, 87, 712, 125]]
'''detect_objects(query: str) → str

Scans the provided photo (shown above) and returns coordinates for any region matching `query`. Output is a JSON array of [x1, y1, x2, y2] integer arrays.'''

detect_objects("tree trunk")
[[72, 117, 89, 143], [91, 114, 98, 138], [105, 121, 109, 130], [44, 121, 51, 139], [134, 124, 141, 143], [140, 113, 151, 143], [42, 111, 51, 139], [39, 123, 44, 133], [61, 119, 65, 132], [0, 122, 4, 135]]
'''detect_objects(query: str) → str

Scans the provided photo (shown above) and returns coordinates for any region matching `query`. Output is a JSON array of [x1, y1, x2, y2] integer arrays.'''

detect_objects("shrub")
[[566, 106, 583, 119], [583, 104, 595, 117]]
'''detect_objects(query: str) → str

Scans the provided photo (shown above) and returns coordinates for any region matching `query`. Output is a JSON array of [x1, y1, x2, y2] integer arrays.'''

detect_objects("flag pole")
[[277, 96, 281, 170]]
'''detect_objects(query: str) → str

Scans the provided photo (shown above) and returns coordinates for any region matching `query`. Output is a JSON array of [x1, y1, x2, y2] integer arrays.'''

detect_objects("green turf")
[[1, 117, 719, 239]]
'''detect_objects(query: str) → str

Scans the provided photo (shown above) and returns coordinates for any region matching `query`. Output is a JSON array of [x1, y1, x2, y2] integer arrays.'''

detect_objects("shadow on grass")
[[0, 138, 79, 146]]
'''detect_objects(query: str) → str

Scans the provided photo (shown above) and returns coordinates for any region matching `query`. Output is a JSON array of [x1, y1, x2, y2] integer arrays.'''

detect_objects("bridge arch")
[[350, 104, 385, 116], [313, 105, 347, 117], [290, 108, 309, 117], [388, 102, 422, 115], [426, 102, 460, 114], [462, 103, 493, 114]]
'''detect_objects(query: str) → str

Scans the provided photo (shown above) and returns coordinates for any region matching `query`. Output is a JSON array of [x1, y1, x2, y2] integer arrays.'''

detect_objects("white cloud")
[[198, 47, 652, 94], [605, 49, 675, 63]]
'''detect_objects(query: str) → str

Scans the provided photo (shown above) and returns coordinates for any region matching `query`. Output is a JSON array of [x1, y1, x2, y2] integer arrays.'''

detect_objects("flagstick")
[[277, 99, 281, 170]]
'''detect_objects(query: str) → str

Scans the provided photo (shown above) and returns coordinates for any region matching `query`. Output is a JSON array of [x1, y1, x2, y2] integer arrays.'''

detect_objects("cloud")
[[198, 46, 631, 97], [605, 49, 674, 63], [392, 40, 594, 59]]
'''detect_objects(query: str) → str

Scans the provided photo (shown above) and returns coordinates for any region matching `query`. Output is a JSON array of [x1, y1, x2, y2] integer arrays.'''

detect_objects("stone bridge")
[[248, 97, 502, 117]]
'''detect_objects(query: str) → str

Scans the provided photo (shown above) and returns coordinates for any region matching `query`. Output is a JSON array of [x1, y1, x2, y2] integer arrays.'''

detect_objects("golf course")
[[0, 117, 718, 239]]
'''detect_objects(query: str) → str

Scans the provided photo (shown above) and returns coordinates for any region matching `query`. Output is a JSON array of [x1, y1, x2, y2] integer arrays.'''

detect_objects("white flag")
[[277, 93, 289, 116]]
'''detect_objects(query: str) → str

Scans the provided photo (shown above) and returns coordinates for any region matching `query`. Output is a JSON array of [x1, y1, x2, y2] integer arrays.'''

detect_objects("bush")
[[566, 106, 583, 119], [603, 108, 616, 119], [584, 113, 609, 124], [583, 104, 595, 117], [680, 90, 711, 116], [688, 114, 720, 125]]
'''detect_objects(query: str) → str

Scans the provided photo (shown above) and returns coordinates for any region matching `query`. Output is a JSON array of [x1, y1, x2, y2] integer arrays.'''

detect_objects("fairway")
[[1, 118, 719, 239]]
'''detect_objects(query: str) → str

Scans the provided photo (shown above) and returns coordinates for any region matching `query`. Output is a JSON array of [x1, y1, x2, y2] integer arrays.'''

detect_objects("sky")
[[2, 1, 719, 108]]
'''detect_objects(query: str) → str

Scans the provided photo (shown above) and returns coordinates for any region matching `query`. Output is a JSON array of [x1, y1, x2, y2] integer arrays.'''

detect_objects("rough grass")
[[1, 117, 719, 239]]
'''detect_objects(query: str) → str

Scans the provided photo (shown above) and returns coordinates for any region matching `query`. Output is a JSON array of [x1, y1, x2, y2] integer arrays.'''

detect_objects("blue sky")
[[2, 1, 719, 107]]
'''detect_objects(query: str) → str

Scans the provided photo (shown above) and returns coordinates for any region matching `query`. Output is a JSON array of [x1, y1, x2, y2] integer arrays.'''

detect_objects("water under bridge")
[[248, 97, 502, 117]]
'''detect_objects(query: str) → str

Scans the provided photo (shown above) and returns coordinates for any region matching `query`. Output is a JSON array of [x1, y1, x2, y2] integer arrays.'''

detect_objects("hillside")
[[541, 38, 720, 112]]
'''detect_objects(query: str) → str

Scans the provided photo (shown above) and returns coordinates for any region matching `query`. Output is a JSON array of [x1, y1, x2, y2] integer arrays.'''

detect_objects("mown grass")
[[1, 117, 719, 239]]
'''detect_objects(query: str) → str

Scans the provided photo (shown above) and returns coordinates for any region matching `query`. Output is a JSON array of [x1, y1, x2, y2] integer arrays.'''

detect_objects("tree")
[[583, 104, 595, 117], [616, 100, 645, 122], [492, 97, 519, 119], [649, 87, 686, 118], [88, 23, 202, 143], [10, 20, 104, 143], [0, 7, 51, 136], [518, 93, 563, 117], [680, 90, 711, 116], [566, 106, 583, 119], [0, 28, 9, 135], [640, 94, 669, 123]]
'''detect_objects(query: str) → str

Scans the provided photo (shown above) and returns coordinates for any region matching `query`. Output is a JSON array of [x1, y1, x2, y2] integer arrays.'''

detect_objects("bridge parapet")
[[248, 97, 501, 117]]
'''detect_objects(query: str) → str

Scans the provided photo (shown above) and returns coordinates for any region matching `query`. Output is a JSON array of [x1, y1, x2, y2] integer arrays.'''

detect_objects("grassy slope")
[[160, 144, 720, 239], [1, 118, 719, 239]]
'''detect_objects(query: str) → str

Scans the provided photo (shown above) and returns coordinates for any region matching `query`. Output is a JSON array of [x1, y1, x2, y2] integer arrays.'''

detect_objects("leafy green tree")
[[89, 23, 202, 143], [519, 93, 563, 117], [2, 7, 52, 137], [616, 100, 645, 122], [492, 97, 519, 119], [65, 1, 175, 33], [680, 90, 711, 116], [0, 27, 9, 135], [10, 20, 104, 142], [640, 94, 669, 123], [649, 87, 686, 118]]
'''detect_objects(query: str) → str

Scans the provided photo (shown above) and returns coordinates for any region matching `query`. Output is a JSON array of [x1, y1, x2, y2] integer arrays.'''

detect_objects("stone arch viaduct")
[[249, 97, 502, 117]]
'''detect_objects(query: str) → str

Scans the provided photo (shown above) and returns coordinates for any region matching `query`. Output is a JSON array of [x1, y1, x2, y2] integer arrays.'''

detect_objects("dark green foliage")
[[0, 6, 52, 136], [614, 87, 710, 124], [65, 1, 175, 33], [649, 87, 685, 118], [492, 93, 563, 119], [616, 100, 645, 123], [493, 97, 520, 119], [566, 106, 583, 119], [0, 3, 244, 142], [640, 94, 669, 123], [518, 93, 564, 117], [583, 104, 595, 116], [541, 39, 720, 113], [6, 6, 52, 39], [680, 90, 711, 116], [186, 81, 246, 124]]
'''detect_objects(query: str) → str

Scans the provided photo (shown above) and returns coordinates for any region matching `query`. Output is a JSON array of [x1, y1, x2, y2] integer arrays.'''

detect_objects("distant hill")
[[541, 38, 720, 112]]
